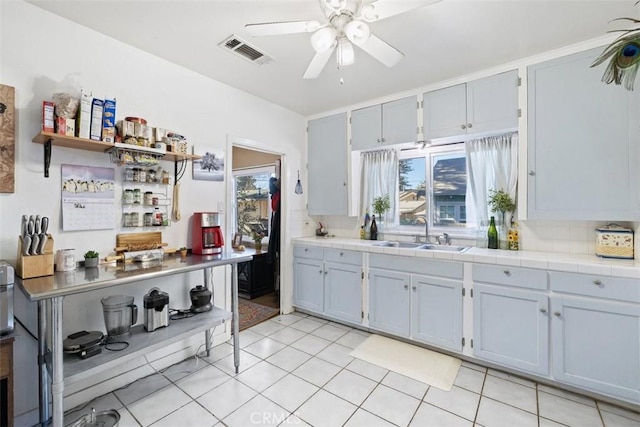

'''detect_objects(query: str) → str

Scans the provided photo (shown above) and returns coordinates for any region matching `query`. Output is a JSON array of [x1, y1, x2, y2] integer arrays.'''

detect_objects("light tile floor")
[[63, 312, 640, 427]]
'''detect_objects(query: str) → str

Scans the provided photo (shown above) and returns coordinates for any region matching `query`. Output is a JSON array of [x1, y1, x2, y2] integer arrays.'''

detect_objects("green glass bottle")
[[488, 216, 498, 249]]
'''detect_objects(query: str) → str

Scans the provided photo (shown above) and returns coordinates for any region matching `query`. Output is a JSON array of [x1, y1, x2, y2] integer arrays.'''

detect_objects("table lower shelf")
[[63, 307, 232, 385]]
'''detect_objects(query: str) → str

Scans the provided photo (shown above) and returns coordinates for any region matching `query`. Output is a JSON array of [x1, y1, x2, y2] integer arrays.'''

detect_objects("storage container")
[[595, 224, 634, 259]]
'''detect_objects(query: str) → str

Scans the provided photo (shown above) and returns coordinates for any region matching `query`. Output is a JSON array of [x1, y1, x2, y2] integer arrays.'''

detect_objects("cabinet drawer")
[[325, 249, 361, 266], [473, 264, 548, 291], [550, 272, 640, 303], [370, 254, 462, 279], [293, 245, 324, 260]]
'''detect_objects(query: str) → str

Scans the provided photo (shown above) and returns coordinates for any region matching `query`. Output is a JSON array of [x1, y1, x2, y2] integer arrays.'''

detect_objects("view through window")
[[398, 145, 467, 231], [234, 167, 275, 241]]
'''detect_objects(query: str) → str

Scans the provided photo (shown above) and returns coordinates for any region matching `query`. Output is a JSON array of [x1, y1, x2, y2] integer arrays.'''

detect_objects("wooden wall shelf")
[[32, 132, 201, 179]]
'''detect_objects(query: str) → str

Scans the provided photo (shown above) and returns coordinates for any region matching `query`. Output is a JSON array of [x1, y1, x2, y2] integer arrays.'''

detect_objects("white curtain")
[[360, 149, 399, 226], [465, 133, 518, 226]]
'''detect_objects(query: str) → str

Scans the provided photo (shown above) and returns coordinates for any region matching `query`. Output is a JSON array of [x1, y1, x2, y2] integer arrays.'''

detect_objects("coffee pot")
[[101, 295, 137, 342]]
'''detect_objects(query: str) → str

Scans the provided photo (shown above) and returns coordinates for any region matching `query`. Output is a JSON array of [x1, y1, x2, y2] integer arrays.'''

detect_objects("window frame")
[[393, 142, 475, 237]]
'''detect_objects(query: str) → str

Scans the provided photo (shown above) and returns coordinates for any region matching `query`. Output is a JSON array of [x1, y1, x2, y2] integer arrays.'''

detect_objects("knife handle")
[[41, 217, 49, 234], [37, 234, 48, 255], [22, 235, 32, 256], [30, 234, 40, 255]]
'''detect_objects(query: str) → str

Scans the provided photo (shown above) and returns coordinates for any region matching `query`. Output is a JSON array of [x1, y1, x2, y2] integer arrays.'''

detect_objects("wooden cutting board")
[[116, 232, 162, 252]]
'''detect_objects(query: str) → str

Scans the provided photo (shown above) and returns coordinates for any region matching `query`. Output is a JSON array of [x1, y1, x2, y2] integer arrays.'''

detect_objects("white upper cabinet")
[[307, 113, 349, 215], [527, 47, 640, 220], [351, 96, 418, 150], [423, 70, 519, 139]]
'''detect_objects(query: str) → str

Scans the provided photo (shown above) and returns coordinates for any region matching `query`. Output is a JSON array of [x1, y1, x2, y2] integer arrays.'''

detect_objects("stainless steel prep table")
[[15, 252, 253, 427]]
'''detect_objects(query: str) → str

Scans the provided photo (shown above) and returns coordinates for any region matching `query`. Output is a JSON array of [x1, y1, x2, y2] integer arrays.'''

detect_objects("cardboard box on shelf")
[[90, 98, 104, 141], [76, 89, 92, 139], [55, 117, 76, 136], [102, 98, 116, 143], [42, 101, 55, 132]]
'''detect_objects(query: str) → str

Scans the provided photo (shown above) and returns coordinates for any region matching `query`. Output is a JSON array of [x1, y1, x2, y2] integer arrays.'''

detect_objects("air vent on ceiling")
[[219, 35, 273, 65]]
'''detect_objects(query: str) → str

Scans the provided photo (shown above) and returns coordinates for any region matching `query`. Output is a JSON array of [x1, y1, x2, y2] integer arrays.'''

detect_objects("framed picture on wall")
[[232, 232, 242, 248], [192, 146, 224, 181]]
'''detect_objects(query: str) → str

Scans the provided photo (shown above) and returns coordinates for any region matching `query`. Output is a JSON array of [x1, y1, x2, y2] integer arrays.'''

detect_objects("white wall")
[[0, 0, 307, 421]]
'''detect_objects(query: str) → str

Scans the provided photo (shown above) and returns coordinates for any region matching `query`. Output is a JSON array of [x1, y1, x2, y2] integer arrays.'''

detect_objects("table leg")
[[51, 297, 64, 426], [38, 300, 50, 425], [204, 267, 212, 357], [231, 263, 239, 374]]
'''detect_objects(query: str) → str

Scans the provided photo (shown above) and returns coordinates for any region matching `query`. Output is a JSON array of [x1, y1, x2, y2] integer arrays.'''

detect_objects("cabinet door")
[[351, 104, 382, 151], [467, 70, 518, 134], [382, 96, 417, 145], [551, 296, 640, 402], [411, 275, 463, 351], [308, 113, 348, 215], [473, 284, 549, 375], [293, 257, 324, 312], [423, 84, 466, 139], [324, 262, 362, 324], [369, 268, 410, 337], [528, 47, 640, 220]]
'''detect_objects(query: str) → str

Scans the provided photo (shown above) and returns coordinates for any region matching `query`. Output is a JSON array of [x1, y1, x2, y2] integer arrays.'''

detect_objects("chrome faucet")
[[438, 232, 451, 245]]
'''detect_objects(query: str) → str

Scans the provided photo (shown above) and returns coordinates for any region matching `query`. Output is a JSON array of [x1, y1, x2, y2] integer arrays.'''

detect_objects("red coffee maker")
[[192, 212, 224, 255]]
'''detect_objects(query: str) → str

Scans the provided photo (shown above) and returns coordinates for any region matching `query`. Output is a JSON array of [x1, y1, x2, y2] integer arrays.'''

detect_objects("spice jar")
[[124, 167, 134, 182], [153, 207, 162, 226], [130, 212, 139, 227], [133, 188, 141, 204], [147, 168, 156, 183], [144, 191, 153, 205], [123, 189, 134, 204], [132, 168, 140, 182], [144, 212, 153, 227], [138, 169, 146, 183], [162, 170, 170, 185], [152, 197, 159, 206]]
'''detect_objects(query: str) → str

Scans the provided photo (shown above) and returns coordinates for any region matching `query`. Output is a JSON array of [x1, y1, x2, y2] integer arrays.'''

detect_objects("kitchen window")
[[233, 166, 275, 243], [397, 143, 469, 233]]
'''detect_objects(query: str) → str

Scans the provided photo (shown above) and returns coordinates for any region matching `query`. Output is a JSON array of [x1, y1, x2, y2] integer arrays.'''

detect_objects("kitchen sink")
[[417, 244, 470, 252], [371, 241, 423, 248]]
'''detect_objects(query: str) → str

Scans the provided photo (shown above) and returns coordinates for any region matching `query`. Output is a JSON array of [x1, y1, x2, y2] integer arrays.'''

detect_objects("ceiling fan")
[[245, 0, 441, 79]]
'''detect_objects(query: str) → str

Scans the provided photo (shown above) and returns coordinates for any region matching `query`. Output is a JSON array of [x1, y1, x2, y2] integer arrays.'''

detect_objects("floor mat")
[[239, 298, 279, 331], [350, 334, 461, 391]]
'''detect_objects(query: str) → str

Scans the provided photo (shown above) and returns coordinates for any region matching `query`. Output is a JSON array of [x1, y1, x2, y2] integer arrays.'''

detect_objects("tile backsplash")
[[309, 215, 639, 258]]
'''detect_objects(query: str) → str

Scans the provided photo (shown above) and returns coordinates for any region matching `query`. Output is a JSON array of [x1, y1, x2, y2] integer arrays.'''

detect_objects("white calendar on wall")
[[61, 164, 116, 231]]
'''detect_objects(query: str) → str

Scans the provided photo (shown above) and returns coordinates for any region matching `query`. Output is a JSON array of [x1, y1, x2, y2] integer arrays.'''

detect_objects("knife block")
[[16, 234, 54, 279]]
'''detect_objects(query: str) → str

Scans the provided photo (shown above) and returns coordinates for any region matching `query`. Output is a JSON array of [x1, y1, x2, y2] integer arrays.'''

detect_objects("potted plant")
[[252, 230, 265, 252], [372, 194, 391, 230], [179, 246, 188, 258], [83, 250, 99, 268], [487, 189, 516, 249]]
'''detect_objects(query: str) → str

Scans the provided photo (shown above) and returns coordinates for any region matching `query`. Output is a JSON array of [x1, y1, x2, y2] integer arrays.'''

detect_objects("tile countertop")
[[292, 237, 640, 279]]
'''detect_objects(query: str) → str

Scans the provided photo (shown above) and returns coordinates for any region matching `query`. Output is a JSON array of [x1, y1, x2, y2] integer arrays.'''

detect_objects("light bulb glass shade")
[[337, 38, 355, 67], [344, 20, 371, 46], [311, 27, 337, 53]]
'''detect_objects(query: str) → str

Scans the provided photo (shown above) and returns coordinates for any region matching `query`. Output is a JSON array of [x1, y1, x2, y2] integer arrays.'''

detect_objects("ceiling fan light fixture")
[[311, 27, 337, 53], [336, 38, 355, 67], [344, 20, 370, 46]]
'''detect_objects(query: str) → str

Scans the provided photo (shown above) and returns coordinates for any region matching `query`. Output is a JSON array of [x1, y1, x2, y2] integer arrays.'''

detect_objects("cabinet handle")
[[339, 252, 344, 256], [528, 171, 535, 176], [593, 280, 602, 286], [467, 123, 473, 128], [377, 138, 381, 143], [404, 284, 409, 290], [319, 270, 323, 274], [539, 308, 547, 313], [305, 248, 308, 252], [381, 138, 386, 143], [554, 312, 561, 317], [412, 286, 416, 291], [343, 182, 347, 186], [503, 269, 511, 276], [324, 271, 328, 275], [461, 124, 467, 130]]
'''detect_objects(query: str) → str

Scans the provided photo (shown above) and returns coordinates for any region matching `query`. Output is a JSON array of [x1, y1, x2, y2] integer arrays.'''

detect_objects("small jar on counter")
[[133, 188, 141, 204]]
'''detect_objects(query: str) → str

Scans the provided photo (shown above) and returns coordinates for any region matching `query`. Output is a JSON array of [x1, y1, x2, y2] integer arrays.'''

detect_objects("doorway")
[[230, 144, 282, 329]]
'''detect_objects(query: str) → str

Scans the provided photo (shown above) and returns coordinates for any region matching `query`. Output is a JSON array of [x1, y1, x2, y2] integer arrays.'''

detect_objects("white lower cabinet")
[[293, 246, 363, 324], [549, 272, 640, 402], [472, 265, 549, 375], [368, 254, 464, 351]]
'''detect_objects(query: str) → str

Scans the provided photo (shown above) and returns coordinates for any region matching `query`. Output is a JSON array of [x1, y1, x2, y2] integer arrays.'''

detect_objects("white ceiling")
[[26, 0, 636, 116]]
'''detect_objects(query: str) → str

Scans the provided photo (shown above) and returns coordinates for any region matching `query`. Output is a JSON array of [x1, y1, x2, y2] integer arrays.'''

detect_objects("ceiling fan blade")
[[245, 20, 322, 36], [359, 0, 441, 22], [358, 34, 404, 67], [303, 45, 336, 79]]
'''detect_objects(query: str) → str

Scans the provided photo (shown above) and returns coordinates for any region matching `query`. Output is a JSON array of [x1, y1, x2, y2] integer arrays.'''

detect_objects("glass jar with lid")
[[133, 188, 142, 204], [138, 169, 146, 183], [130, 212, 140, 227], [144, 212, 154, 227], [123, 189, 134, 204], [132, 168, 140, 182], [162, 170, 170, 185], [147, 168, 156, 183], [124, 167, 134, 182], [144, 191, 153, 206]]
